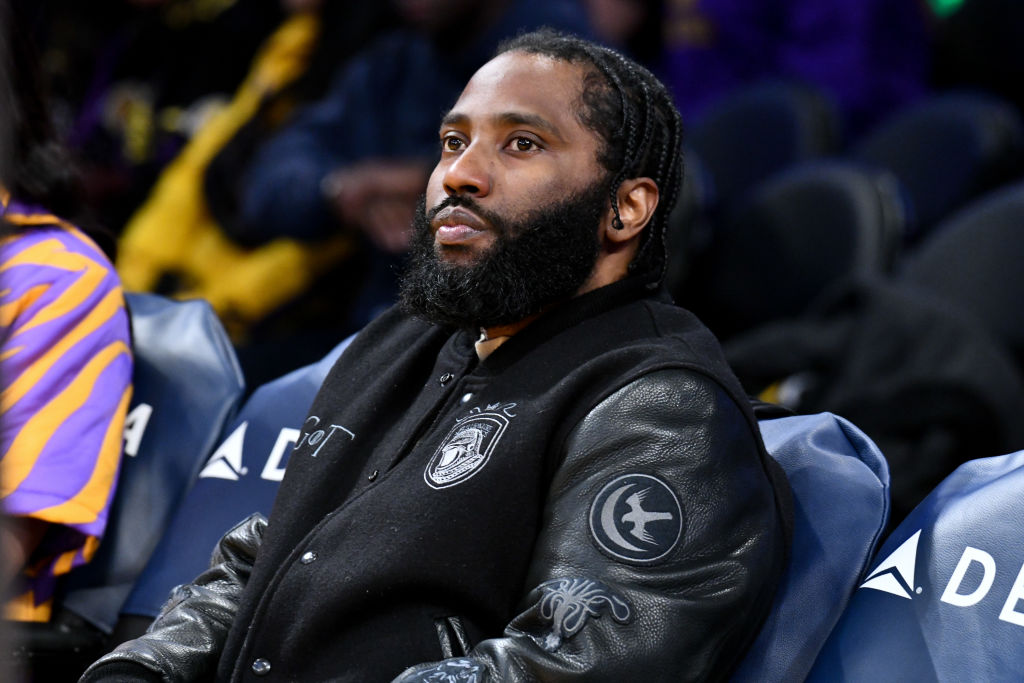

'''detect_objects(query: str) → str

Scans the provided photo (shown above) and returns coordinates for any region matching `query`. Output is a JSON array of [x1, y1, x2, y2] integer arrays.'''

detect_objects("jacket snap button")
[[439, 373, 453, 385], [300, 551, 317, 565], [368, 469, 379, 482], [460, 392, 473, 403], [251, 658, 271, 676]]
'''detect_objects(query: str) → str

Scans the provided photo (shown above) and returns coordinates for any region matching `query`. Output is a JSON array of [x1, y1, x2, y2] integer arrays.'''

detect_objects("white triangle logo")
[[198, 422, 249, 481], [860, 529, 922, 599]]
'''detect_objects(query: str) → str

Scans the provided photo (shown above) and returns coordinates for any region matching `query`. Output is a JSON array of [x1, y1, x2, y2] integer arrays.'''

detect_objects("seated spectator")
[[82, 30, 789, 682], [0, 0, 133, 623]]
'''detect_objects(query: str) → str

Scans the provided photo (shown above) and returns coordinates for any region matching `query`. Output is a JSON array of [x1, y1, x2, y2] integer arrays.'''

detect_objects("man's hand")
[[322, 160, 430, 253]]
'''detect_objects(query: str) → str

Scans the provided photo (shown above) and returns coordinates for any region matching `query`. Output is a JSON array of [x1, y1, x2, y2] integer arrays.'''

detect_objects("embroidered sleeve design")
[[536, 577, 632, 651]]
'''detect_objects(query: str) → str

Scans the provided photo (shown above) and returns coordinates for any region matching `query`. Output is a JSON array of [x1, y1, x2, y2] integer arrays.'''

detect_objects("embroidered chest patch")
[[589, 473, 683, 563], [424, 411, 509, 489]]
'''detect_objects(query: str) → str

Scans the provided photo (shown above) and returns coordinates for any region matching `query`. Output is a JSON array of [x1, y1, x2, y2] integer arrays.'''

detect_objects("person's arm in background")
[[0, 221, 133, 621], [236, 59, 361, 243], [238, 36, 430, 253], [320, 159, 429, 253]]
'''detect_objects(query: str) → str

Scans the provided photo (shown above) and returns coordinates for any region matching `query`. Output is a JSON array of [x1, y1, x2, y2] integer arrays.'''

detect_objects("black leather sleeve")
[[78, 513, 268, 683], [395, 368, 788, 682]]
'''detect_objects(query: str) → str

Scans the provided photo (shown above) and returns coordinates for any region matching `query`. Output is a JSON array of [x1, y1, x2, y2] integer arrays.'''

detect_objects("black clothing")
[[83, 277, 790, 682], [726, 277, 1024, 530]]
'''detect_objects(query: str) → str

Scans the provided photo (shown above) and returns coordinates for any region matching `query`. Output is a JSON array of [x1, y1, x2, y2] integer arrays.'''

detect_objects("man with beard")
[[82, 30, 791, 683]]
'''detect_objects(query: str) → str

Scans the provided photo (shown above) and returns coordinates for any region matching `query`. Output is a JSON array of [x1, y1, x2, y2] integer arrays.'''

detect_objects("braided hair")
[[496, 29, 685, 285]]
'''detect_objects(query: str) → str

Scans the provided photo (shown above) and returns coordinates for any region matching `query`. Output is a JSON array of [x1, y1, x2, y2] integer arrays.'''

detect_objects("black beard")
[[399, 182, 607, 330]]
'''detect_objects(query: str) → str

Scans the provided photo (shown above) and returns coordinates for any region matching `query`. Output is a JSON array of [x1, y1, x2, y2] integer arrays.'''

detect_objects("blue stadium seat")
[[732, 413, 890, 682], [810, 449, 1024, 681], [57, 293, 246, 633], [113, 333, 355, 637]]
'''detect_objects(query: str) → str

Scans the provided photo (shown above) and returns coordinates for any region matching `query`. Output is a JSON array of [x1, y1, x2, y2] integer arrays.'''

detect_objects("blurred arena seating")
[[687, 80, 841, 216], [849, 91, 1024, 241], [898, 180, 1024, 371], [681, 160, 908, 340]]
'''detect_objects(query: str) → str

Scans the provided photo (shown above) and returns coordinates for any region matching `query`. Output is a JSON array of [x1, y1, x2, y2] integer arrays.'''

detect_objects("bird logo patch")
[[589, 473, 683, 563]]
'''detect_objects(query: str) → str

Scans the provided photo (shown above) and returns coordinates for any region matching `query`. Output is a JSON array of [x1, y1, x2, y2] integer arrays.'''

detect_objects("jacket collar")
[[467, 275, 669, 374]]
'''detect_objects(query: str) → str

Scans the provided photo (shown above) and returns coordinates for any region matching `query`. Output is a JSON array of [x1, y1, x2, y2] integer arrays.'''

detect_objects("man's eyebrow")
[[494, 112, 564, 141], [439, 110, 565, 142], [440, 111, 467, 129]]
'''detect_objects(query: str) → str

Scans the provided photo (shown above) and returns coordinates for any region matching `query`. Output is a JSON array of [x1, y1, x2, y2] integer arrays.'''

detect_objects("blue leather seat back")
[[810, 449, 1024, 681], [59, 293, 246, 633], [119, 334, 355, 620], [732, 412, 890, 682]]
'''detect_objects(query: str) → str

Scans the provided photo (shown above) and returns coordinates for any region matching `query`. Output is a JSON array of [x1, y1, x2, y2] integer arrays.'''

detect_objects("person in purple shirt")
[[0, 199, 133, 623], [0, 0, 133, 623]]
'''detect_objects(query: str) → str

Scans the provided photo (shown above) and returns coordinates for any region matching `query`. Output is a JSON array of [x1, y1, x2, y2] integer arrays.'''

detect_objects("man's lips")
[[432, 207, 490, 245]]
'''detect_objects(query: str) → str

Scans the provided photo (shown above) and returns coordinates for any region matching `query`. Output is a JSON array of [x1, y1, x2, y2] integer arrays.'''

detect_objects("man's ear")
[[605, 177, 659, 244]]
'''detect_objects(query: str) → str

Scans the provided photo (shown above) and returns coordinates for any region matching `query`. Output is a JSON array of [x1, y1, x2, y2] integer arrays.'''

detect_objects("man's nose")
[[442, 144, 492, 197]]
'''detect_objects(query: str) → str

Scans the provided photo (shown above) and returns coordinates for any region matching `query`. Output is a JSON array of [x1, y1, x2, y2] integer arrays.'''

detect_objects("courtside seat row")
[[38, 294, 1024, 680]]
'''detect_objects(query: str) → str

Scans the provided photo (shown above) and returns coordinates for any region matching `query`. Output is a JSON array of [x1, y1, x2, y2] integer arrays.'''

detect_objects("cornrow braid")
[[607, 55, 655, 233], [496, 29, 685, 286]]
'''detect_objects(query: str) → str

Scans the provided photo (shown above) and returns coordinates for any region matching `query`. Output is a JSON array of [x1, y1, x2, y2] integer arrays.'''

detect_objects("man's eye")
[[512, 137, 536, 152], [443, 135, 464, 151]]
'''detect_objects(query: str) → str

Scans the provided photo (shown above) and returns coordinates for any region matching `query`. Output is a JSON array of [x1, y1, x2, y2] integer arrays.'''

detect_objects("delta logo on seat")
[[121, 401, 299, 482], [859, 529, 1024, 627], [197, 421, 299, 482]]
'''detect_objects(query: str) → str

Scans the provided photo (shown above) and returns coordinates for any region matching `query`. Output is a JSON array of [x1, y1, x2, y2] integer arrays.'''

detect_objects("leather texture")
[[80, 513, 267, 682], [79, 368, 785, 682], [396, 368, 787, 682]]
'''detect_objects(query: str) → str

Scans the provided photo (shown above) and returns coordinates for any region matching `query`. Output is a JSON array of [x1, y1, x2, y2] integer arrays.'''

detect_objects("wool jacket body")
[[80, 276, 790, 682], [218, 276, 790, 681]]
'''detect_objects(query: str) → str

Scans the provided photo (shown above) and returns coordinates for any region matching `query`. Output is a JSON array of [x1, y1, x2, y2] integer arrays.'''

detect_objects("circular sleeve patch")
[[589, 473, 683, 564]]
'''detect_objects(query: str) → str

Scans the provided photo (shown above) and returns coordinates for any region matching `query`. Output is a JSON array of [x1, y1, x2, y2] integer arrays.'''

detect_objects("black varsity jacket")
[[82, 276, 791, 682]]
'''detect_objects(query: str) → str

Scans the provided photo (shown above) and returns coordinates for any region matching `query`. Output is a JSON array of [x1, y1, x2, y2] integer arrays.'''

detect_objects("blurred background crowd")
[[3, 0, 1024, 676]]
